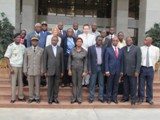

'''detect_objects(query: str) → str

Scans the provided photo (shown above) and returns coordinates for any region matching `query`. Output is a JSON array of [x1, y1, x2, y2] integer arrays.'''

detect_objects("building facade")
[[0, 0, 160, 45]]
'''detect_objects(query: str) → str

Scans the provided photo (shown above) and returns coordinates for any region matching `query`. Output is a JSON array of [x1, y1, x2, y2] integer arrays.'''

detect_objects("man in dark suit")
[[105, 36, 123, 104], [58, 22, 67, 40], [43, 36, 64, 104], [88, 36, 106, 103], [121, 37, 141, 105], [104, 27, 116, 47], [72, 23, 82, 39]]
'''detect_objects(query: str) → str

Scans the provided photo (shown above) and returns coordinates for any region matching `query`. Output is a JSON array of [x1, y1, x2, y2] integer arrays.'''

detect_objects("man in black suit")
[[58, 22, 67, 40], [121, 37, 141, 105], [43, 36, 64, 104], [88, 36, 106, 103], [72, 23, 82, 39]]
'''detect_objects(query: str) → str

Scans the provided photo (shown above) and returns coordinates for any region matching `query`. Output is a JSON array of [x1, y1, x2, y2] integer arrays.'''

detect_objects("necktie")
[[111, 35, 112, 41], [115, 46, 118, 58], [34, 47, 36, 52], [146, 47, 150, 67]]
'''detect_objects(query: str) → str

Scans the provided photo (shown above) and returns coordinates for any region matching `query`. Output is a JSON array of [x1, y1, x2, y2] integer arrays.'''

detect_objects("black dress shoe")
[[28, 99, 34, 103], [146, 100, 154, 105], [10, 100, 16, 103], [89, 99, 94, 103], [98, 99, 104, 103], [131, 101, 136, 106], [113, 99, 118, 104], [71, 100, 76, 104], [138, 99, 143, 105], [106, 100, 111, 104], [35, 99, 40, 103], [18, 98, 26, 102], [77, 101, 82, 104], [48, 100, 52, 104], [121, 99, 129, 102], [53, 99, 59, 104]]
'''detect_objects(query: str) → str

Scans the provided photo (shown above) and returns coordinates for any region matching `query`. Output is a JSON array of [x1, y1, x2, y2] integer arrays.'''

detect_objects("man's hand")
[[44, 73, 47, 77], [134, 72, 139, 77], [61, 73, 64, 77], [105, 72, 110, 77], [68, 69, 72, 76], [82, 72, 86, 77], [120, 72, 123, 77]]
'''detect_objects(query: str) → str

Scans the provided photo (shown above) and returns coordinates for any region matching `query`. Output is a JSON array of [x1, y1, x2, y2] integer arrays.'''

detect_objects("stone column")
[[138, 0, 160, 46], [111, 0, 129, 37], [21, 0, 36, 33]]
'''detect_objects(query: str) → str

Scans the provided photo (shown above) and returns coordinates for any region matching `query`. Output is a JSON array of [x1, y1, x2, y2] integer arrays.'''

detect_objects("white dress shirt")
[[46, 35, 61, 47], [52, 45, 57, 57], [141, 45, 160, 69], [78, 33, 96, 51], [117, 39, 126, 49]]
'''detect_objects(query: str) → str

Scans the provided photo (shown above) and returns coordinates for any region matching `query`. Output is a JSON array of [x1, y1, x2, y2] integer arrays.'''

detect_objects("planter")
[[0, 58, 10, 79]]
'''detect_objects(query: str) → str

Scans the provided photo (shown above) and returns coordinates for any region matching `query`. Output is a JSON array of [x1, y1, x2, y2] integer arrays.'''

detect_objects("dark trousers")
[[63, 56, 72, 85], [122, 75, 137, 102], [139, 66, 154, 101], [48, 75, 60, 101], [106, 73, 120, 101], [71, 68, 83, 101], [89, 65, 104, 101]]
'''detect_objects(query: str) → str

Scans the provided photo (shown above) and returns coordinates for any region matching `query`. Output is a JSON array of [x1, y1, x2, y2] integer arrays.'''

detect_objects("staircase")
[[0, 73, 160, 109]]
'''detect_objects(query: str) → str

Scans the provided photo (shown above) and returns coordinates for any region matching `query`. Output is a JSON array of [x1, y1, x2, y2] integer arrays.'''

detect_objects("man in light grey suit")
[[23, 35, 44, 103], [121, 37, 141, 105], [43, 36, 64, 104]]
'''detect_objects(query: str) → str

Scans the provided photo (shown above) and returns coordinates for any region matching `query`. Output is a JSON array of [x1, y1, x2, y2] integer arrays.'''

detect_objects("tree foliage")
[[0, 12, 15, 59], [146, 23, 160, 48]]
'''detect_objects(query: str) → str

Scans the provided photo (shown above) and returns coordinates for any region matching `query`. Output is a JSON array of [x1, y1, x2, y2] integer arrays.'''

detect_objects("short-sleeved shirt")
[[4, 42, 25, 67]]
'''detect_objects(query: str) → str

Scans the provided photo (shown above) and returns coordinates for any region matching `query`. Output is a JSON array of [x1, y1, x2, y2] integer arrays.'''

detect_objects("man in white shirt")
[[4, 33, 26, 103], [117, 32, 126, 49], [78, 24, 96, 51], [139, 37, 160, 105], [90, 22, 101, 37]]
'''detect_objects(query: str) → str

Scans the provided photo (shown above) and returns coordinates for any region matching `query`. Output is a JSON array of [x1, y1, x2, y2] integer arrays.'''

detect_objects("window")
[[38, 0, 112, 18], [129, 0, 140, 20]]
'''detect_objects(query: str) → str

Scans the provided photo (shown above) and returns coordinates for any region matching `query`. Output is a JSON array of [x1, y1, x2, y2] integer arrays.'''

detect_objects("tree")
[[0, 12, 15, 59], [145, 23, 160, 48]]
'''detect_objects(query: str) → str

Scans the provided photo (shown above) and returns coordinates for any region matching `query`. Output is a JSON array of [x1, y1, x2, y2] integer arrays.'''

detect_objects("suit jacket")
[[27, 31, 50, 48], [73, 30, 82, 39], [88, 45, 106, 73], [122, 45, 141, 76], [61, 37, 76, 56], [105, 46, 123, 75], [23, 46, 44, 76], [43, 45, 64, 76], [58, 30, 67, 40]]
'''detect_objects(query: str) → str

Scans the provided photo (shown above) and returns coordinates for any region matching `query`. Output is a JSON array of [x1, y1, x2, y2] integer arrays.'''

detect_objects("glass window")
[[129, 0, 140, 20], [38, 0, 112, 18]]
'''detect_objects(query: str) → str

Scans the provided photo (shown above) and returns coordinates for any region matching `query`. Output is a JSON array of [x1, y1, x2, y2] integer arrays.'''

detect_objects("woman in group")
[[46, 26, 61, 46], [68, 37, 87, 104]]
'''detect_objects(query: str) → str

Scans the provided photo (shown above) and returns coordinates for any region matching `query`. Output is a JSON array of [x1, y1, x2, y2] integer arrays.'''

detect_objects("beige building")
[[0, 0, 160, 45]]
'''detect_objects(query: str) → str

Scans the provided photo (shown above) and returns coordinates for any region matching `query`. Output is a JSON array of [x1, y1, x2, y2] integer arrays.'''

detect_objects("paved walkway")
[[0, 108, 160, 120]]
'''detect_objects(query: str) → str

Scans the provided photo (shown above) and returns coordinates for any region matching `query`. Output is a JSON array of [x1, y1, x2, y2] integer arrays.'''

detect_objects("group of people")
[[4, 21, 160, 106]]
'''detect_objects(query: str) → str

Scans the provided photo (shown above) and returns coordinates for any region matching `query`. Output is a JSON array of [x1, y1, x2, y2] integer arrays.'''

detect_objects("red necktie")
[[115, 46, 118, 58]]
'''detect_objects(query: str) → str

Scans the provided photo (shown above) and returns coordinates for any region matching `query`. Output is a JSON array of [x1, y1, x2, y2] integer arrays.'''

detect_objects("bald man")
[[27, 23, 48, 48], [138, 37, 160, 105], [105, 36, 124, 104]]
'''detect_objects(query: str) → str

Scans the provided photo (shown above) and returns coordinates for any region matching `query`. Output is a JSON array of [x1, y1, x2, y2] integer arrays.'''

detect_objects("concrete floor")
[[0, 108, 160, 120]]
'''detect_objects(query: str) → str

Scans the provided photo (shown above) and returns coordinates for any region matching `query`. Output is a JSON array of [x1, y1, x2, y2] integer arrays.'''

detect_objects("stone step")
[[0, 100, 160, 109]]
